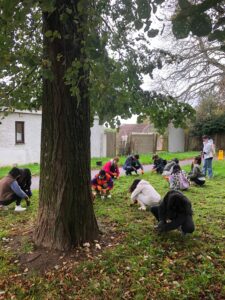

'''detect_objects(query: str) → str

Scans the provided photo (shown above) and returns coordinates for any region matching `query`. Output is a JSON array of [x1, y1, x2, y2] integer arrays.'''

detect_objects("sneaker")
[[101, 195, 105, 200], [15, 205, 26, 212], [138, 206, 146, 211], [107, 194, 112, 199], [0, 205, 8, 211]]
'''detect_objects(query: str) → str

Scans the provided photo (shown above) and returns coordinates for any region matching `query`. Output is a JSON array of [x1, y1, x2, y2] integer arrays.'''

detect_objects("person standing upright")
[[202, 135, 214, 178]]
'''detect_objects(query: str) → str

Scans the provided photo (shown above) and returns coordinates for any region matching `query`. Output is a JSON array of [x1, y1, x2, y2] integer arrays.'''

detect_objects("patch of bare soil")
[[4, 220, 126, 274]]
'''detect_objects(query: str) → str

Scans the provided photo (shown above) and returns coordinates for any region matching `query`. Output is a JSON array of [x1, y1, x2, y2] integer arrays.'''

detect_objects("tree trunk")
[[34, 0, 99, 251]]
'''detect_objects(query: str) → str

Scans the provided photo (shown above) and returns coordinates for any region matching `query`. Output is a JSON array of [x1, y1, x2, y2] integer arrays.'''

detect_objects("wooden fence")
[[186, 133, 225, 152]]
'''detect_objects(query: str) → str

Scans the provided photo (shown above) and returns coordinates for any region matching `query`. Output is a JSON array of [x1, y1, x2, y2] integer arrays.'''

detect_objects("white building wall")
[[168, 124, 185, 152], [0, 111, 42, 166], [90, 116, 107, 157], [0, 113, 106, 165]]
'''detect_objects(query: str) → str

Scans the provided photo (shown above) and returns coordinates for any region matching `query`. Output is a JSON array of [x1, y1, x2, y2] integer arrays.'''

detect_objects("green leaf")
[[172, 16, 190, 39], [147, 29, 159, 38], [178, 0, 191, 9], [45, 30, 53, 38], [134, 20, 143, 30], [137, 0, 151, 20], [190, 13, 212, 37]]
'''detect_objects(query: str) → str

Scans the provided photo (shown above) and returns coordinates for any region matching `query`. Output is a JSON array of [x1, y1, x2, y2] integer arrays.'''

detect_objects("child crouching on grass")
[[150, 190, 195, 235], [91, 170, 113, 200], [102, 156, 120, 179], [129, 179, 161, 211], [169, 164, 190, 191], [188, 156, 205, 186], [152, 155, 167, 174]]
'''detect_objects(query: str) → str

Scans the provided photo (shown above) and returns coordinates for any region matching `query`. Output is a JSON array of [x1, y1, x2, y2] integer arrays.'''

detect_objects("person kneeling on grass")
[[169, 164, 190, 191], [103, 156, 120, 179], [162, 158, 179, 177], [0, 167, 30, 212], [188, 156, 205, 186], [150, 190, 195, 235], [91, 170, 113, 199], [152, 155, 167, 174], [129, 179, 161, 211], [123, 154, 144, 176]]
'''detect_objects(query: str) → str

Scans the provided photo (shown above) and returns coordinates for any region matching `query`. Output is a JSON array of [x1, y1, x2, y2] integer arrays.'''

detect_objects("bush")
[[191, 113, 225, 136]]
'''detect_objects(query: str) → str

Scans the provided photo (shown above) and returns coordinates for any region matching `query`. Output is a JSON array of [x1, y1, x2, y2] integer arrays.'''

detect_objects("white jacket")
[[203, 140, 214, 159], [131, 180, 161, 207]]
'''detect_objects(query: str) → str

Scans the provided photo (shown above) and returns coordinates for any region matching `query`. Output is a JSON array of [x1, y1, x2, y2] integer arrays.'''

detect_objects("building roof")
[[118, 124, 152, 137], [0, 109, 42, 115]]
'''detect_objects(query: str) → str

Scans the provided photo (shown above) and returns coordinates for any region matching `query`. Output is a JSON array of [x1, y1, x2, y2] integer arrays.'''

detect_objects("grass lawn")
[[0, 151, 199, 178], [91, 151, 200, 169], [0, 160, 224, 299]]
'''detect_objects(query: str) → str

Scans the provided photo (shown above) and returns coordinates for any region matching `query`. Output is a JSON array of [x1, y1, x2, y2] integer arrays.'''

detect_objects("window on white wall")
[[15, 121, 25, 144]]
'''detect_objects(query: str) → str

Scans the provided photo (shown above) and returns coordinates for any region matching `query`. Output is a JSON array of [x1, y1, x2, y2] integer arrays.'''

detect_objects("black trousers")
[[150, 206, 195, 234], [0, 195, 22, 206], [125, 166, 140, 175], [190, 178, 205, 186]]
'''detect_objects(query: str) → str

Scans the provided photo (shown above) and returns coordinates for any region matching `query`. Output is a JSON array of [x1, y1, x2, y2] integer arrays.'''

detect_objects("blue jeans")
[[203, 158, 213, 178]]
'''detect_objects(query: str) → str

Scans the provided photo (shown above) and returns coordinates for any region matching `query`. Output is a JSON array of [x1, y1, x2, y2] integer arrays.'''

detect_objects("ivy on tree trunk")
[[34, 0, 99, 251]]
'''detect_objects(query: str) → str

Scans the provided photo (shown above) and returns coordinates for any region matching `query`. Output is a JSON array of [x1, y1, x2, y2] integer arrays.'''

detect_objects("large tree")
[[33, 0, 101, 250], [0, 0, 195, 250], [0, 0, 101, 250]]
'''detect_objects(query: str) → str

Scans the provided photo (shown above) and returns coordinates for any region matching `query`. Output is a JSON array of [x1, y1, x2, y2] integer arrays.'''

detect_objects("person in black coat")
[[152, 155, 167, 174], [150, 190, 195, 235], [17, 169, 32, 205]]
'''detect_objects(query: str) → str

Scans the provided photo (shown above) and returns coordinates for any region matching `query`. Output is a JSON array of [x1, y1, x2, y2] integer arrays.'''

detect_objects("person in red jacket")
[[103, 157, 120, 179], [91, 170, 114, 199]]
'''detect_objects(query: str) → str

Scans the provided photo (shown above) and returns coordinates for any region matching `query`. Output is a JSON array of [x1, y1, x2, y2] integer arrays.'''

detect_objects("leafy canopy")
[[0, 0, 195, 132], [172, 0, 225, 46]]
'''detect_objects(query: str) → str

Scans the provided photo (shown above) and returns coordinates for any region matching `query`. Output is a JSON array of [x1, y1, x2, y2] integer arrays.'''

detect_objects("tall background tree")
[[190, 92, 225, 136], [142, 0, 225, 103]]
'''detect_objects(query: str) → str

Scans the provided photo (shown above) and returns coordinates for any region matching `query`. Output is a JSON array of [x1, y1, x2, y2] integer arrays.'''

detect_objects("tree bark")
[[34, 0, 99, 250]]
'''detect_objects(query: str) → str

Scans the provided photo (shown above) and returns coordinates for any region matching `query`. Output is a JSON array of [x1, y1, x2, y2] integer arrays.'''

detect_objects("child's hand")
[[141, 170, 144, 175], [97, 186, 102, 191]]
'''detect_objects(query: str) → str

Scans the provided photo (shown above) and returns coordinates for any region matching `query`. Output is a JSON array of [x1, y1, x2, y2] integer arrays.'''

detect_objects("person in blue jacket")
[[123, 154, 144, 175]]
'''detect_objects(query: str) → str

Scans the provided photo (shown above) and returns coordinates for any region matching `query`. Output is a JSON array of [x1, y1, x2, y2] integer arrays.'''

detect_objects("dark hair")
[[202, 135, 208, 139], [162, 190, 193, 218], [134, 154, 139, 160], [99, 170, 106, 176], [18, 168, 32, 183], [194, 156, 201, 165], [172, 158, 179, 164], [129, 179, 141, 193], [171, 164, 181, 174], [9, 167, 21, 179], [152, 154, 159, 160]]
